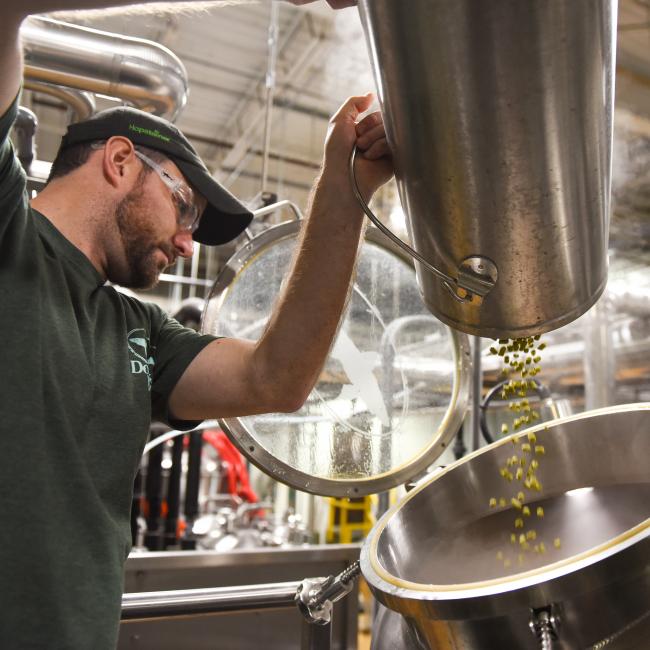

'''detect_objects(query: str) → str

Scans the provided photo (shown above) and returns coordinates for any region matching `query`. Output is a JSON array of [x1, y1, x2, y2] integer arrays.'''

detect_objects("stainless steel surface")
[[584, 298, 616, 410], [297, 561, 361, 625], [351, 151, 489, 305], [529, 609, 558, 650], [120, 545, 359, 650], [298, 577, 336, 625], [301, 619, 333, 650], [470, 337, 482, 451], [201, 220, 471, 497], [22, 80, 96, 121], [158, 273, 213, 288], [361, 404, 650, 649], [252, 199, 304, 221], [21, 16, 188, 120], [125, 545, 361, 579], [351, 147, 498, 305], [192, 501, 312, 552], [123, 579, 340, 650], [357, 0, 617, 338], [122, 581, 299, 619]]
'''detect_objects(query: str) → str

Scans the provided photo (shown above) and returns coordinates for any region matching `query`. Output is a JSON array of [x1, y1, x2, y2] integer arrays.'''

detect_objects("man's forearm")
[[252, 170, 366, 410], [249, 93, 391, 412], [0, 15, 26, 118]]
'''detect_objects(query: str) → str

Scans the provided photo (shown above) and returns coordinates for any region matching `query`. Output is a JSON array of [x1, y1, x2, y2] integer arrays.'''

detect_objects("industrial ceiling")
[[16, 0, 650, 301]]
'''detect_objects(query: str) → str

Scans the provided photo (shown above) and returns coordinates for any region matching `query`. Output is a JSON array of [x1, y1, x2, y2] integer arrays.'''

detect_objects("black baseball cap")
[[61, 106, 253, 245]]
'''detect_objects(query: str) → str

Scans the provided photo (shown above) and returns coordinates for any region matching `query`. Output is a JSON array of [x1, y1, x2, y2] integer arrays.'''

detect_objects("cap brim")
[[175, 160, 253, 246]]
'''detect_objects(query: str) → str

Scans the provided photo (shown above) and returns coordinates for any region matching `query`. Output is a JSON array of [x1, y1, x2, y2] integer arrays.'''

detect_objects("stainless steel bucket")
[[360, 404, 650, 649], [357, 0, 617, 339]]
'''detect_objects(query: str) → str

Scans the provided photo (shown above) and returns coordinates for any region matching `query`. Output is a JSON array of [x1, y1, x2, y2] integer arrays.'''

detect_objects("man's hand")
[[323, 93, 393, 204], [285, 0, 357, 8]]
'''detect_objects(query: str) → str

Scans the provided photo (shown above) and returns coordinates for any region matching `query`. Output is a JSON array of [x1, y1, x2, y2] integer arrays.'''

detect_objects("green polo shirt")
[[0, 97, 216, 649]]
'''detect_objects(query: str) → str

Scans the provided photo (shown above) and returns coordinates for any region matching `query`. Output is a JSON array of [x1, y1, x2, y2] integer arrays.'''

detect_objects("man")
[[0, 1, 390, 648]]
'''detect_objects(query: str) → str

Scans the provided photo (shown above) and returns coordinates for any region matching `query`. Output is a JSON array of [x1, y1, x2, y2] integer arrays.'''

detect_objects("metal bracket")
[[296, 561, 361, 625], [349, 147, 498, 304], [455, 256, 498, 304]]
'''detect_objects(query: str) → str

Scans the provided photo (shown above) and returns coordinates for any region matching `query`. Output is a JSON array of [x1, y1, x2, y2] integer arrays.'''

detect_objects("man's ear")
[[102, 136, 138, 189]]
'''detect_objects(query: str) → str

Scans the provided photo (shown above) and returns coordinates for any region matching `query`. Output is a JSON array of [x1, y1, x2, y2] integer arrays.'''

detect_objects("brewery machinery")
[[16, 2, 650, 648]]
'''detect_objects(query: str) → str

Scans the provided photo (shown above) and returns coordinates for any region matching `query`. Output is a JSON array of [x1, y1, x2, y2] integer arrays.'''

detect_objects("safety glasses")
[[90, 141, 201, 233], [133, 150, 201, 234]]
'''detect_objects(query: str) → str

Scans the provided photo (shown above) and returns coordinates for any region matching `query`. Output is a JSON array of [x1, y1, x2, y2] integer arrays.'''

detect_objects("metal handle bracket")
[[349, 147, 497, 304]]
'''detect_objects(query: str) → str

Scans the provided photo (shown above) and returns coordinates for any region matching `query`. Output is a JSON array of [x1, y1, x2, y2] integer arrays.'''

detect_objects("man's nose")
[[172, 230, 194, 258]]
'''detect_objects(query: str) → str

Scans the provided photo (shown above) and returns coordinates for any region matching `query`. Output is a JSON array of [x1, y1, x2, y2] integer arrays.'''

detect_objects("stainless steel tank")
[[357, 0, 617, 339], [361, 404, 650, 649]]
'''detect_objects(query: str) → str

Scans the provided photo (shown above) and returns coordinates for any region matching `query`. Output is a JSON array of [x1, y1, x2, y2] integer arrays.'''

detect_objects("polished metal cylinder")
[[21, 17, 189, 120], [358, 0, 617, 338], [121, 581, 300, 619]]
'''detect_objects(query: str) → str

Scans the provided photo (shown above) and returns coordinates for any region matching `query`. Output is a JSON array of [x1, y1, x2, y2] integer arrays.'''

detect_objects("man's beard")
[[114, 186, 173, 290]]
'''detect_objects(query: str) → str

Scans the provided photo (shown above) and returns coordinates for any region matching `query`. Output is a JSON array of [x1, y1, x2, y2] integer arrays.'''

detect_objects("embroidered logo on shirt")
[[127, 329, 155, 390]]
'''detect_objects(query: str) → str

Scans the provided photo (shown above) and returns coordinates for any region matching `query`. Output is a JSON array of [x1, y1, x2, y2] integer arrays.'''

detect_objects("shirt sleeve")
[[149, 308, 218, 430], [0, 93, 28, 238], [0, 94, 25, 197]]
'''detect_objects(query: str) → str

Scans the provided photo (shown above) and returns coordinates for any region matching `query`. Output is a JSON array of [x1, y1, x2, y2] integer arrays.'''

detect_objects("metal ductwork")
[[20, 16, 189, 121], [23, 81, 95, 122]]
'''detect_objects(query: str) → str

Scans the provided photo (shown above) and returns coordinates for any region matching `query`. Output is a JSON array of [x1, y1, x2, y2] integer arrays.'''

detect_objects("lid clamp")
[[296, 560, 361, 625]]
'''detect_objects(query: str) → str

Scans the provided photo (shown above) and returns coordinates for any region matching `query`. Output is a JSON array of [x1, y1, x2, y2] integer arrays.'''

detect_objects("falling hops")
[[487, 336, 561, 568]]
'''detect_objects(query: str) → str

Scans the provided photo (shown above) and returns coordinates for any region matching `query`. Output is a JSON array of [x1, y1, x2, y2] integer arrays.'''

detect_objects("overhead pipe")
[[20, 16, 189, 121], [23, 80, 96, 121], [261, 2, 279, 192]]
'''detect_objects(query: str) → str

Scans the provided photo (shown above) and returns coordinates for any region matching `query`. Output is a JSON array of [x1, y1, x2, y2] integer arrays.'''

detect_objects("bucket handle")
[[349, 147, 497, 304]]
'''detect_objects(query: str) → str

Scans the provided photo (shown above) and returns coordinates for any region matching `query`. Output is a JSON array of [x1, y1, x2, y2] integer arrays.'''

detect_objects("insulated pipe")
[[23, 80, 96, 121], [20, 16, 189, 120], [261, 2, 279, 191]]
